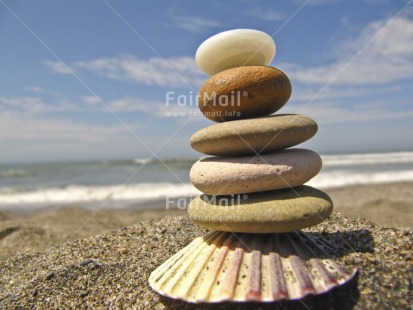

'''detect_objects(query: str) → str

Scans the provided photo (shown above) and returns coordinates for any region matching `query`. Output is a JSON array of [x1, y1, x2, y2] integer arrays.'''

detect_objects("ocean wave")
[[308, 169, 413, 189], [1, 169, 413, 208], [98, 157, 198, 167], [321, 152, 413, 166], [133, 158, 153, 165], [0, 169, 30, 178], [2, 152, 413, 210], [0, 183, 201, 207]]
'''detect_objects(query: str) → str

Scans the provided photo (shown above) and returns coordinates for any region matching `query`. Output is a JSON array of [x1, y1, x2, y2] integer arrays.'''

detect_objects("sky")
[[0, 0, 413, 163]]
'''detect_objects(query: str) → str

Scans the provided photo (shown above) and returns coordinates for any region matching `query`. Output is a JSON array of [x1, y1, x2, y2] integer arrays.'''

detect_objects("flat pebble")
[[188, 185, 333, 233], [190, 114, 318, 156], [190, 148, 322, 195]]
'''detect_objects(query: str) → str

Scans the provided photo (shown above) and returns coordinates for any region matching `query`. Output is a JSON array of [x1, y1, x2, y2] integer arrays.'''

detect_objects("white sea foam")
[[1, 169, 413, 208], [0, 183, 201, 209], [321, 152, 413, 166], [133, 158, 151, 165], [308, 169, 413, 188]]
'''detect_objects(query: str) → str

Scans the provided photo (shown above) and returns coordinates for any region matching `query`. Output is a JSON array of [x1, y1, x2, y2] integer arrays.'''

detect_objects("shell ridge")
[[177, 233, 227, 300], [269, 251, 289, 301], [270, 234, 289, 300], [160, 236, 213, 293], [149, 236, 212, 299], [220, 235, 245, 301], [247, 250, 262, 300], [149, 236, 205, 283], [289, 255, 317, 298], [195, 233, 235, 301]]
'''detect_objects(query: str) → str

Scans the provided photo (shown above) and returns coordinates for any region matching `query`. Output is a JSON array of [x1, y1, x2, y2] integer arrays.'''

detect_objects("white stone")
[[195, 29, 276, 75]]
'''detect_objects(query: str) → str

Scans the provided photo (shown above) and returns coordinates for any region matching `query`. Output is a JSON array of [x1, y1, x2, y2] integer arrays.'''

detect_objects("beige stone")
[[190, 148, 322, 195], [198, 66, 292, 122], [188, 185, 333, 233], [190, 114, 318, 156]]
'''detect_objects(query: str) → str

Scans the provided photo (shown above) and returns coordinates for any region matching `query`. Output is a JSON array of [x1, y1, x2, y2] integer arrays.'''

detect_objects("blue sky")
[[0, 0, 412, 163]]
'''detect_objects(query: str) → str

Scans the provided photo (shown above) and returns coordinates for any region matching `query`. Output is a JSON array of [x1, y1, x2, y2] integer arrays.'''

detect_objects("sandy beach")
[[1, 212, 412, 309], [0, 182, 412, 308], [1, 182, 412, 258]]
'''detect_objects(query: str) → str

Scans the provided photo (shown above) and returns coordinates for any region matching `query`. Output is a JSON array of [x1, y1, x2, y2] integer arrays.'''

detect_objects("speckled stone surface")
[[0, 213, 412, 309], [190, 114, 318, 156], [188, 186, 333, 233], [190, 149, 322, 195], [198, 66, 292, 122]]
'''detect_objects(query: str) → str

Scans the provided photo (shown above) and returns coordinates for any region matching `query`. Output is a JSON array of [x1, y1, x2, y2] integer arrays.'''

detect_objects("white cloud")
[[281, 99, 413, 125], [171, 16, 220, 33], [44, 60, 73, 75], [353, 16, 413, 57], [108, 97, 154, 113], [71, 55, 205, 88], [0, 94, 200, 122], [0, 110, 128, 142], [291, 85, 401, 102], [82, 95, 101, 106], [107, 97, 200, 119], [0, 110, 152, 163], [0, 94, 197, 162], [250, 8, 284, 21], [25, 86, 44, 93], [283, 16, 413, 85], [0, 96, 77, 114]]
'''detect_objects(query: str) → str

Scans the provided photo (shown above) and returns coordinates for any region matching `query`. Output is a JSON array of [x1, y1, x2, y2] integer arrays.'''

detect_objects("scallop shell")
[[149, 231, 356, 303]]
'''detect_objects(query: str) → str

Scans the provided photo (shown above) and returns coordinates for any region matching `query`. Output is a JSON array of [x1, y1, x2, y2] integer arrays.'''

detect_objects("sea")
[[1, 151, 412, 212]]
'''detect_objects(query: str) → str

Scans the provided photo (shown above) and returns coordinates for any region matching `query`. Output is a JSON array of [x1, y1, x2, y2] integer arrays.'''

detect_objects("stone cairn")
[[149, 29, 355, 304], [189, 29, 332, 234]]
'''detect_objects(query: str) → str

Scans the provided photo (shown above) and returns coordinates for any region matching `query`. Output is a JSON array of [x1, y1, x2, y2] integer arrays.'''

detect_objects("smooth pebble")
[[188, 185, 333, 233], [190, 114, 318, 156], [190, 148, 322, 195], [198, 66, 291, 122], [196, 29, 276, 75]]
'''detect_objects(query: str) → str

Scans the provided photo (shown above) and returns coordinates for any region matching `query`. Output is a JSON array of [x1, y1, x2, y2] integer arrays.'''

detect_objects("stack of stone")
[[188, 29, 333, 234]]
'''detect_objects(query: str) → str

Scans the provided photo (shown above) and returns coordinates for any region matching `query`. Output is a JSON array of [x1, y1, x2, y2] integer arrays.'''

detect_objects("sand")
[[326, 182, 413, 228], [0, 207, 186, 258], [0, 182, 412, 308], [0, 213, 412, 309]]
